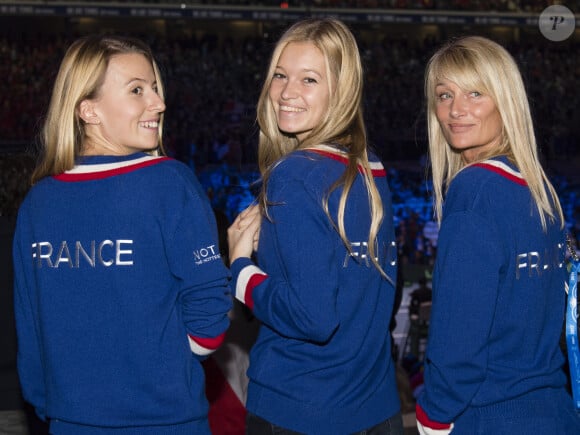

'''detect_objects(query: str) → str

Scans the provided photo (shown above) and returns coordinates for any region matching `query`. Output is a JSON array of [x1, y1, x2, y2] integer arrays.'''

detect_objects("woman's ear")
[[78, 99, 100, 125]]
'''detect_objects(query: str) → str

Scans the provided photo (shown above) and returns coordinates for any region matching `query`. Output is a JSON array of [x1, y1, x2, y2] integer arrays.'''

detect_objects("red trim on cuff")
[[188, 332, 226, 351], [245, 273, 267, 310], [416, 403, 452, 430]]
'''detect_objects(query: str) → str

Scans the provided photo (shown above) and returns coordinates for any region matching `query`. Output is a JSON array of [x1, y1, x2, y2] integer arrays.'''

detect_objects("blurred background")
[[1, 1, 578, 231]]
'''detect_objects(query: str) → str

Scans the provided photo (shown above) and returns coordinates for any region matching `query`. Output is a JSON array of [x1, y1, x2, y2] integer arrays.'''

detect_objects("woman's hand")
[[227, 204, 261, 265]]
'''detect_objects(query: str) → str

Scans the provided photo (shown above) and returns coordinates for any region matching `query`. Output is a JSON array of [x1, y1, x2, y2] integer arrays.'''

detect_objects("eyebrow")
[[125, 77, 156, 86], [302, 69, 322, 76], [275, 66, 323, 78]]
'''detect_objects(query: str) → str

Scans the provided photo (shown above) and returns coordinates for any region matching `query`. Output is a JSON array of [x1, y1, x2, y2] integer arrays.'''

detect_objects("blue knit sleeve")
[[163, 166, 232, 358], [13, 204, 47, 421], [240, 175, 341, 343], [418, 205, 504, 423]]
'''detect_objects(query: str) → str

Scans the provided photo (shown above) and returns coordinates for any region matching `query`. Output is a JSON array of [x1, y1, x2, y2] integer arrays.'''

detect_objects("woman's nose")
[[450, 95, 467, 118], [281, 80, 298, 100], [150, 94, 166, 112]]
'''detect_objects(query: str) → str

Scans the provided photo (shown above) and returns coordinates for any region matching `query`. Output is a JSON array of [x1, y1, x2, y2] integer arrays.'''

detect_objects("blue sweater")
[[13, 153, 232, 434], [417, 157, 568, 427], [231, 145, 401, 434]]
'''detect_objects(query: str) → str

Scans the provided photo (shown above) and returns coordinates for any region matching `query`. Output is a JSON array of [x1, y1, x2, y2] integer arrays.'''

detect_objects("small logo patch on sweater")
[[193, 244, 221, 265]]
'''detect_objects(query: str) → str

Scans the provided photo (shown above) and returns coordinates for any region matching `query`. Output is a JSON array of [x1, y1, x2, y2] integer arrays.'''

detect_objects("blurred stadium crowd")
[[0, 6, 579, 264], [37, 0, 580, 13]]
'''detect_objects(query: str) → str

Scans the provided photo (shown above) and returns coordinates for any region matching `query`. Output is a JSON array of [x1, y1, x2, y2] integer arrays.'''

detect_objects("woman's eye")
[[132, 87, 144, 95], [438, 92, 451, 100], [470, 91, 482, 97], [304, 77, 318, 84], [273, 72, 286, 80]]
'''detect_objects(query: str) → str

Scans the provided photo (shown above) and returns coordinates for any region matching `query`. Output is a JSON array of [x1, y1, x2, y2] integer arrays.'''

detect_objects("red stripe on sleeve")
[[189, 332, 226, 351], [416, 403, 452, 430], [245, 273, 268, 310]]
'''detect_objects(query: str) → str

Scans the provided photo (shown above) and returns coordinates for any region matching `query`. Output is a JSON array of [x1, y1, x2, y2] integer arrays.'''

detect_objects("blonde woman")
[[228, 18, 402, 434], [13, 35, 232, 434], [416, 36, 580, 434]]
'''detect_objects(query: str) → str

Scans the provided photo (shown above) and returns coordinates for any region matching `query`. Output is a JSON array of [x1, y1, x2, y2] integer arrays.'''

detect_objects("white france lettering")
[[54, 241, 73, 268], [99, 240, 114, 266], [344, 242, 362, 267], [76, 241, 95, 267], [515, 244, 565, 279], [389, 240, 397, 266], [359, 242, 372, 266], [557, 242, 565, 268], [528, 251, 541, 277], [34, 242, 54, 268], [31, 239, 134, 268], [516, 253, 528, 279], [516, 252, 541, 278], [343, 240, 391, 268], [116, 240, 133, 265]]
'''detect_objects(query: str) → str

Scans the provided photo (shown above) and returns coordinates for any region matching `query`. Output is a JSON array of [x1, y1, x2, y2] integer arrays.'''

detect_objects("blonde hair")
[[256, 18, 387, 276], [32, 35, 165, 184], [425, 36, 563, 229]]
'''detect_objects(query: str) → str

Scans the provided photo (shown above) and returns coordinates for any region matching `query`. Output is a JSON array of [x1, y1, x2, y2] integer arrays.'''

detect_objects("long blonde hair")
[[32, 34, 165, 184], [256, 18, 387, 276], [425, 36, 563, 229]]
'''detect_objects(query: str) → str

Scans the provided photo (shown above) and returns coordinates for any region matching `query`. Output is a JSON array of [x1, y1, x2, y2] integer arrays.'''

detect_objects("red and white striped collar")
[[472, 158, 527, 186], [54, 155, 171, 182], [303, 144, 386, 177]]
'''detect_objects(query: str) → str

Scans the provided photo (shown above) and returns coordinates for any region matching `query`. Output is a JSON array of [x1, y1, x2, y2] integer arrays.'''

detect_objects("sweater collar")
[[302, 144, 386, 177], [53, 152, 171, 182], [472, 156, 527, 186]]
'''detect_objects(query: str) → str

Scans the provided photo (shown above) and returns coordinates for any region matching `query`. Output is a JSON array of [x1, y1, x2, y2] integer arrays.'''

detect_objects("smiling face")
[[435, 79, 503, 163], [268, 42, 331, 142], [80, 52, 165, 156]]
